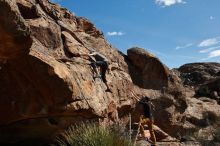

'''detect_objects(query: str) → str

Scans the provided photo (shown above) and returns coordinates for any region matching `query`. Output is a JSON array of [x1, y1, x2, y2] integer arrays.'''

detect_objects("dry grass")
[[52, 123, 132, 146]]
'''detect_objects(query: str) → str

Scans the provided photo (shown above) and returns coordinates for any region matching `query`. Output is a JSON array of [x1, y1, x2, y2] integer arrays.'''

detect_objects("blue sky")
[[52, 0, 220, 68]]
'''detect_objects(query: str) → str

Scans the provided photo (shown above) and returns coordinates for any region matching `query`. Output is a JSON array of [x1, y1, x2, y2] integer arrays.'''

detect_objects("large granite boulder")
[[127, 47, 169, 90]]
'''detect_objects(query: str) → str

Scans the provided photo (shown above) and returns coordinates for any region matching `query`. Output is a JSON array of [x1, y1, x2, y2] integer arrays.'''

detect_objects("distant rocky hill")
[[179, 63, 220, 86], [0, 0, 220, 145]]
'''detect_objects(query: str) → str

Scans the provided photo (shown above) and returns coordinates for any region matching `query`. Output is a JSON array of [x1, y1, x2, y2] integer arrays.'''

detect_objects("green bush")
[[197, 85, 210, 96], [53, 123, 132, 146]]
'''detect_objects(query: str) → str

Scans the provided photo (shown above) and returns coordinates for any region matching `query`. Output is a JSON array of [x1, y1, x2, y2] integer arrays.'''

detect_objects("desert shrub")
[[203, 111, 218, 125], [197, 85, 210, 97], [53, 123, 132, 146]]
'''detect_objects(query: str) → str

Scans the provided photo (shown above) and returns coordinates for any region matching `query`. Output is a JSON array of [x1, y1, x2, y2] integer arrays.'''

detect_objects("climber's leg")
[[90, 62, 99, 77], [147, 119, 157, 146]]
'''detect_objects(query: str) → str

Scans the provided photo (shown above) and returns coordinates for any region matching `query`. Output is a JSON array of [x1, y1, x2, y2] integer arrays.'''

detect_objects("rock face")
[[177, 63, 220, 145], [0, 0, 140, 143], [178, 63, 220, 86], [179, 63, 220, 101], [127, 47, 169, 90], [0, 0, 220, 145], [0, 0, 32, 59], [196, 78, 220, 99]]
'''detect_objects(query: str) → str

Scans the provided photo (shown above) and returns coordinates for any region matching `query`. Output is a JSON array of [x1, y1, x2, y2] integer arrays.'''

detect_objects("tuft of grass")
[[53, 123, 132, 146]]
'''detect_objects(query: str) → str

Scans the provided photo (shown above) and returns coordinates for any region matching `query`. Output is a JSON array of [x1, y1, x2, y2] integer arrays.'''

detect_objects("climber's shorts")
[[140, 117, 154, 130], [141, 118, 150, 123]]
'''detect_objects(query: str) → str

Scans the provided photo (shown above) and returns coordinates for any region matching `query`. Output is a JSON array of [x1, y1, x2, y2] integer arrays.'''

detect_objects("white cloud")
[[208, 50, 220, 58], [176, 55, 198, 59], [210, 16, 215, 20], [155, 0, 186, 7], [198, 37, 220, 47], [175, 43, 193, 50], [148, 48, 167, 57], [199, 45, 220, 53], [107, 31, 125, 36]]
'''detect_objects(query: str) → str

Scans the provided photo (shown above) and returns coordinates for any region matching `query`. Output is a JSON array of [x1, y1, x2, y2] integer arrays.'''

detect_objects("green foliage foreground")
[[53, 123, 132, 146]]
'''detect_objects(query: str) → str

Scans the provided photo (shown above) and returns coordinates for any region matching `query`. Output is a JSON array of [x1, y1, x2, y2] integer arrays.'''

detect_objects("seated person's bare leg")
[[147, 119, 157, 145]]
